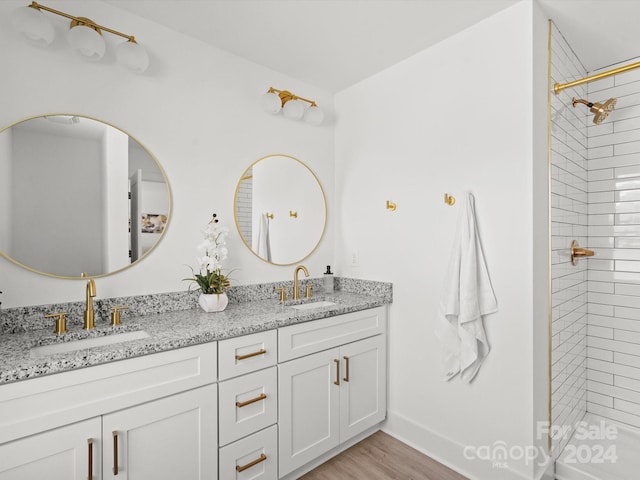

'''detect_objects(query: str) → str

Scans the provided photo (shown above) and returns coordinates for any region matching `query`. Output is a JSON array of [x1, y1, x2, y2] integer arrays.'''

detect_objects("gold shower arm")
[[554, 60, 640, 94]]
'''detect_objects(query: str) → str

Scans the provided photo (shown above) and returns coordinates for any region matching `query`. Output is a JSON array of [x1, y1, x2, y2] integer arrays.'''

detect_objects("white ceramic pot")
[[198, 292, 229, 312]]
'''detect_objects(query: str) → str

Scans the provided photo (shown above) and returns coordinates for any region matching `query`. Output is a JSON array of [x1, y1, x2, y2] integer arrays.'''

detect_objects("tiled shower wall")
[[585, 58, 640, 429], [236, 169, 253, 243], [550, 23, 588, 457]]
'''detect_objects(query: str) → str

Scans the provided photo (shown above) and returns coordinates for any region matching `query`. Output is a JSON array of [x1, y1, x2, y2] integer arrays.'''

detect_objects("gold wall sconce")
[[261, 87, 324, 125], [11, 1, 149, 73], [265, 213, 274, 220], [444, 193, 456, 206], [289, 211, 298, 218], [386, 201, 397, 211]]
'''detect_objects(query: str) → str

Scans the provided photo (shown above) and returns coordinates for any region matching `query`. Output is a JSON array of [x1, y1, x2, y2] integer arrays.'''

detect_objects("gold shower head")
[[572, 97, 617, 124]]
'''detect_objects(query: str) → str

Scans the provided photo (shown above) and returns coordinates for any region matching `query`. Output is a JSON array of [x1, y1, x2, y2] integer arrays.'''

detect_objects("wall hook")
[[289, 210, 298, 218], [266, 212, 274, 220], [386, 200, 396, 211], [444, 193, 455, 206]]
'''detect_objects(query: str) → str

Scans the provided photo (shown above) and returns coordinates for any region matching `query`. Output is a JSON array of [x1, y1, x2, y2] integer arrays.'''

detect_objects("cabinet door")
[[103, 384, 217, 480], [0, 417, 101, 480], [339, 335, 386, 441], [278, 348, 340, 477]]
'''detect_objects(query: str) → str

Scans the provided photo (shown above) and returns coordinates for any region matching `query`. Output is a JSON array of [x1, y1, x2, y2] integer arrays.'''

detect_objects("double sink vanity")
[[0, 279, 391, 480], [0, 113, 389, 479]]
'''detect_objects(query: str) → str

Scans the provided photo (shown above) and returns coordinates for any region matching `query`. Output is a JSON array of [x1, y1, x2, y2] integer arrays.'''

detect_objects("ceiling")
[[103, 0, 640, 92]]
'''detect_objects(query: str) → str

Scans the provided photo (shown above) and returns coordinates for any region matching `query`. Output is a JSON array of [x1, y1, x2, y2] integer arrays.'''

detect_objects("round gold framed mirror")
[[0, 114, 171, 279], [234, 154, 327, 265]]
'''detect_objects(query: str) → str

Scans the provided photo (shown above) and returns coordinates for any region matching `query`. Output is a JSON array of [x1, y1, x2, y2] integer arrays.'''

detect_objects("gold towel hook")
[[386, 200, 397, 211], [289, 210, 298, 218], [266, 212, 274, 220], [444, 193, 455, 206]]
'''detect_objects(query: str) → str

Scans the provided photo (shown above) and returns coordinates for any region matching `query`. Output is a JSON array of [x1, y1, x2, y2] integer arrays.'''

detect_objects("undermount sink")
[[30, 330, 150, 358], [290, 301, 336, 311]]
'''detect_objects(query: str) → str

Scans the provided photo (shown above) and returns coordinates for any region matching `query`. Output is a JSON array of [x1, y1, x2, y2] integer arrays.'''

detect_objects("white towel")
[[435, 192, 497, 383], [256, 214, 272, 261]]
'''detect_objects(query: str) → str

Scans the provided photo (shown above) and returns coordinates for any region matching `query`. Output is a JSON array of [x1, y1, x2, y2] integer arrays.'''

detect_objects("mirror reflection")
[[234, 154, 326, 265], [0, 115, 171, 278]]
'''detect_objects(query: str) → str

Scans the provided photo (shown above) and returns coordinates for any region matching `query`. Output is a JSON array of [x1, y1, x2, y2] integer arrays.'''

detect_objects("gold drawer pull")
[[235, 349, 266, 361], [112, 431, 119, 475], [334, 358, 340, 385], [343, 356, 350, 382], [236, 453, 267, 472], [236, 393, 267, 408], [87, 438, 93, 480]]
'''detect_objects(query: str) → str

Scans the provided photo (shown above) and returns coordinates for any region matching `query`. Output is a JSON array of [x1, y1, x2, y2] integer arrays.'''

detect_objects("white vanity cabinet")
[[277, 307, 387, 478], [0, 343, 218, 480], [0, 417, 101, 480]]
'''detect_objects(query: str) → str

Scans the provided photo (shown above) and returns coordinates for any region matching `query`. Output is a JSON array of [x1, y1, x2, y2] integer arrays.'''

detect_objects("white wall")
[[335, 2, 549, 479], [0, 0, 334, 307]]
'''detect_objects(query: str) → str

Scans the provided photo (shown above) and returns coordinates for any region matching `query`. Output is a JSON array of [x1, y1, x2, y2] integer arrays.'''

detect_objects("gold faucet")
[[81, 273, 96, 330], [293, 265, 309, 300]]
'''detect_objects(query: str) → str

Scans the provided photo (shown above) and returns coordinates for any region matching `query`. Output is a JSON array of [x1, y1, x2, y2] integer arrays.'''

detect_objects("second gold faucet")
[[82, 273, 96, 330], [293, 265, 309, 300]]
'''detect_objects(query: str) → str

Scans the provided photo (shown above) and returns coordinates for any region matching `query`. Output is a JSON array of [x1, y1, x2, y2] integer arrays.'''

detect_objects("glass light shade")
[[116, 41, 149, 73], [304, 105, 324, 125], [67, 25, 106, 60], [261, 92, 282, 114], [283, 99, 305, 120], [11, 6, 55, 46]]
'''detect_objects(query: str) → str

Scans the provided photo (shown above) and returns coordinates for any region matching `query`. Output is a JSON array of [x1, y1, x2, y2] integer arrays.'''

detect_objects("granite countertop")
[[0, 291, 389, 385]]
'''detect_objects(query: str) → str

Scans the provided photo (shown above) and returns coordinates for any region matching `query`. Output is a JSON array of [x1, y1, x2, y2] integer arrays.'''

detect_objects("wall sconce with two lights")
[[11, 1, 149, 73], [261, 87, 324, 126]]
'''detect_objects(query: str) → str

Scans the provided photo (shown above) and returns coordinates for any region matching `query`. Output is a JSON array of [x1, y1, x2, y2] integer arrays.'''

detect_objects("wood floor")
[[300, 431, 469, 480]]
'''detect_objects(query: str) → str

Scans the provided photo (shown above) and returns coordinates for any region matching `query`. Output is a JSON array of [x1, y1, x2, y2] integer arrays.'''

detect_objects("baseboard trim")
[[383, 410, 536, 480]]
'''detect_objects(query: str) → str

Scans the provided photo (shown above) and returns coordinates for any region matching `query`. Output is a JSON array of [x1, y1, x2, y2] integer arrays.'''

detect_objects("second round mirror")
[[234, 154, 326, 265]]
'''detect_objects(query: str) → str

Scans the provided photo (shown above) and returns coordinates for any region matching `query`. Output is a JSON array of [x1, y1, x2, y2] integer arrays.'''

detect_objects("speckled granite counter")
[[0, 288, 391, 385]]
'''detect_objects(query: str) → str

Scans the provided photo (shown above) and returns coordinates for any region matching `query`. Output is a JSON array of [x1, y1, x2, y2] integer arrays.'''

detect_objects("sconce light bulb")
[[283, 99, 305, 120], [11, 6, 55, 46], [304, 105, 324, 125], [116, 40, 149, 73], [261, 91, 282, 114], [67, 25, 106, 60]]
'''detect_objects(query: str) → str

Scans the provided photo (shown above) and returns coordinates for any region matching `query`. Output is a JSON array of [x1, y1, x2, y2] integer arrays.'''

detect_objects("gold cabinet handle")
[[343, 356, 350, 382], [236, 393, 267, 408], [87, 438, 93, 480], [112, 431, 119, 475], [236, 453, 267, 472], [334, 358, 340, 386], [235, 349, 266, 361]]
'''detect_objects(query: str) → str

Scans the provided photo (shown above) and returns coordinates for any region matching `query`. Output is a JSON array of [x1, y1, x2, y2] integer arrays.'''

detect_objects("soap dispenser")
[[324, 265, 334, 293]]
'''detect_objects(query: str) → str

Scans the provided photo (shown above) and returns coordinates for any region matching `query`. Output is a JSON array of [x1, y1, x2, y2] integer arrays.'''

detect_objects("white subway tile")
[[615, 351, 640, 369], [587, 403, 640, 428], [589, 152, 640, 170], [615, 140, 640, 156], [616, 213, 640, 225], [615, 306, 640, 321], [587, 367, 614, 384], [615, 283, 640, 296], [588, 325, 614, 339], [588, 191, 615, 203], [618, 189, 640, 202], [615, 398, 640, 416], [615, 237, 640, 248], [587, 391, 614, 408], [615, 375, 640, 392], [588, 168, 614, 181], [589, 214, 614, 226], [614, 329, 640, 344]]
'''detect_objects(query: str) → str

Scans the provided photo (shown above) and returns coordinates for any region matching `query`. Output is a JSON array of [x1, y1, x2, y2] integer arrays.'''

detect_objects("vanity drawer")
[[219, 425, 277, 480], [218, 366, 277, 446], [278, 306, 386, 362], [218, 329, 277, 380]]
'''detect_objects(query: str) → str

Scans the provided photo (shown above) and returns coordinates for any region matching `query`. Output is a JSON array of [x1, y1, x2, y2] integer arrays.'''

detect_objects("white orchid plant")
[[184, 214, 231, 294]]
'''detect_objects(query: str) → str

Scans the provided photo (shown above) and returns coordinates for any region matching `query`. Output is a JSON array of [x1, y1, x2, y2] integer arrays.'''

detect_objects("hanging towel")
[[256, 213, 272, 262], [435, 192, 497, 383]]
